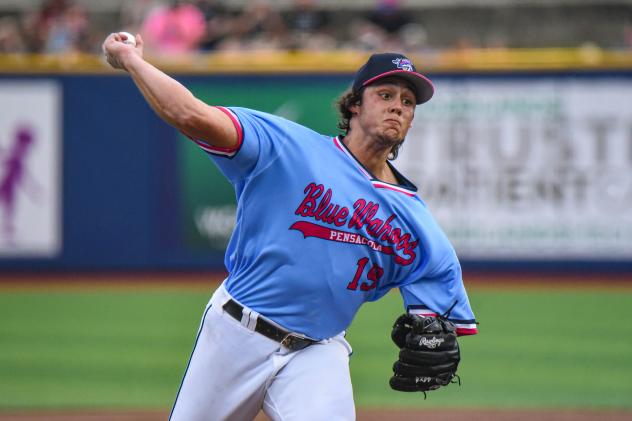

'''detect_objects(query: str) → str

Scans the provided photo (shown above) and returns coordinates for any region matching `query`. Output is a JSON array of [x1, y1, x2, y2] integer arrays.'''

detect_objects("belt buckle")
[[281, 333, 310, 351], [281, 334, 294, 349]]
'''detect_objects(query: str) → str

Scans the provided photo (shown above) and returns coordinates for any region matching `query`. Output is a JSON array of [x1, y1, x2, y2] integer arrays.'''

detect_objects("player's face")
[[352, 80, 416, 148]]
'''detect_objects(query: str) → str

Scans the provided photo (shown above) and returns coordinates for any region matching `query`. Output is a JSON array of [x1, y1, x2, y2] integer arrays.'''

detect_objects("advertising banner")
[[0, 81, 61, 257], [399, 77, 632, 259]]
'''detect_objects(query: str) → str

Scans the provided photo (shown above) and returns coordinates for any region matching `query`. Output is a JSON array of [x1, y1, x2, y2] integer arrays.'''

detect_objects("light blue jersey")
[[194, 106, 477, 340]]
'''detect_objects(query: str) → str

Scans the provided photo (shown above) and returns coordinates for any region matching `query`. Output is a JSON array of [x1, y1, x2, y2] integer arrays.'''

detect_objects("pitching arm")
[[101, 32, 237, 150]]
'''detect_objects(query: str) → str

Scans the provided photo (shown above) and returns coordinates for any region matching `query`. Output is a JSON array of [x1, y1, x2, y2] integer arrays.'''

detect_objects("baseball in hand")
[[119, 32, 136, 47]]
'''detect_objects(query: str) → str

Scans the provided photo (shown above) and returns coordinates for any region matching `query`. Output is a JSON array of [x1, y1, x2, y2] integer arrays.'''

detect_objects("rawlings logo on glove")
[[389, 314, 460, 393], [417, 336, 445, 349]]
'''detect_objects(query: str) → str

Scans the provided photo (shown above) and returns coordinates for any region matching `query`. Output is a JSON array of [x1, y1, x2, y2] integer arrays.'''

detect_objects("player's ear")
[[348, 88, 363, 115]]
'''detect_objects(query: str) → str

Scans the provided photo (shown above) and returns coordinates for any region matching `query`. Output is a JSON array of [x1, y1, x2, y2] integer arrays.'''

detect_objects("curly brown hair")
[[335, 87, 405, 161], [336, 88, 362, 134]]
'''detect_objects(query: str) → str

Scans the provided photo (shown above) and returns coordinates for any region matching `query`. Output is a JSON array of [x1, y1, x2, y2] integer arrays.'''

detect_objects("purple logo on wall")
[[0, 126, 41, 245]]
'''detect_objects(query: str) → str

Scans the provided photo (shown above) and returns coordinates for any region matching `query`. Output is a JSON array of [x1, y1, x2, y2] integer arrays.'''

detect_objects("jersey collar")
[[332, 136, 418, 197]]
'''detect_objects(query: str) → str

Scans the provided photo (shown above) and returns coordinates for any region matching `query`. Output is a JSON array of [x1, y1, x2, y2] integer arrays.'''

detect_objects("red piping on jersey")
[[332, 136, 344, 152], [191, 106, 243, 154], [373, 182, 416, 197], [332, 137, 416, 197], [332, 136, 371, 179]]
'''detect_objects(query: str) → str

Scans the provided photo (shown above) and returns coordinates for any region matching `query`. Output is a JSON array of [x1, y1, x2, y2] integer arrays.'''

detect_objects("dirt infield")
[[1, 409, 632, 421]]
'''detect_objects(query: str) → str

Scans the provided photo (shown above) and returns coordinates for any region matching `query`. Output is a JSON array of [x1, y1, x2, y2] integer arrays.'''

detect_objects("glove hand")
[[389, 314, 460, 393]]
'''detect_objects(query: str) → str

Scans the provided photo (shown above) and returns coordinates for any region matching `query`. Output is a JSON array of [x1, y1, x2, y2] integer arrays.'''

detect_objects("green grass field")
[[0, 284, 631, 410]]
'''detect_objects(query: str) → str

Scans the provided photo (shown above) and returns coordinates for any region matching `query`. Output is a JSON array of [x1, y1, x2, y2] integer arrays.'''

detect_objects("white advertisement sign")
[[400, 78, 632, 259], [0, 81, 61, 257]]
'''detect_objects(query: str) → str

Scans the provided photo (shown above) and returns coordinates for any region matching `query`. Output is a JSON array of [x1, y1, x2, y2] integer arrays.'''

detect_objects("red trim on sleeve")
[[215, 106, 243, 149], [187, 106, 243, 156], [456, 327, 478, 336]]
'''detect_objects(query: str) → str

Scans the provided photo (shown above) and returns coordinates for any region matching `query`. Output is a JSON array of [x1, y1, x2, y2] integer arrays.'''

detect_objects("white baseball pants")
[[169, 284, 356, 421]]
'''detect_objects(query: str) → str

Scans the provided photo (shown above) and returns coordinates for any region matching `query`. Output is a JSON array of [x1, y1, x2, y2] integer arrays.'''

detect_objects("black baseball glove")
[[389, 314, 460, 393]]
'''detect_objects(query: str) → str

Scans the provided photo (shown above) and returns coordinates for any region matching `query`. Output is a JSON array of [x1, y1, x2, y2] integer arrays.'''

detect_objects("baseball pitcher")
[[103, 31, 478, 421]]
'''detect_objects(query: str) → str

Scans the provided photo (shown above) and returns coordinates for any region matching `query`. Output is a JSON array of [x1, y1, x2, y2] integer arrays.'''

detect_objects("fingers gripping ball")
[[119, 32, 136, 46], [389, 314, 460, 393]]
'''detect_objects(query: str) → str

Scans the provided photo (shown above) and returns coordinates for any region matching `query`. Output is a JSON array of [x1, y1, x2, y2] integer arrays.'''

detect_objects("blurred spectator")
[[0, 0, 629, 55], [285, 0, 327, 33], [141, 0, 206, 54], [216, 0, 286, 51], [398, 23, 429, 53], [44, 2, 90, 53], [18, 0, 92, 54], [120, 0, 165, 35], [342, 18, 387, 51], [19, 10, 46, 53], [37, 0, 70, 28], [625, 22, 632, 49], [193, 0, 234, 51], [369, 0, 410, 35], [283, 0, 336, 50], [0, 16, 27, 53], [341, 0, 427, 53]]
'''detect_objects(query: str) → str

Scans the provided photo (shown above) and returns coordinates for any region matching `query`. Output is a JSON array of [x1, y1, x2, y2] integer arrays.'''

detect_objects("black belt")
[[222, 299, 317, 352]]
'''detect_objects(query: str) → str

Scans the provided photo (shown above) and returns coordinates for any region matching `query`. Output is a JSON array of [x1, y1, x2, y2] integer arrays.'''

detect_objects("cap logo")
[[392, 58, 413, 71]]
